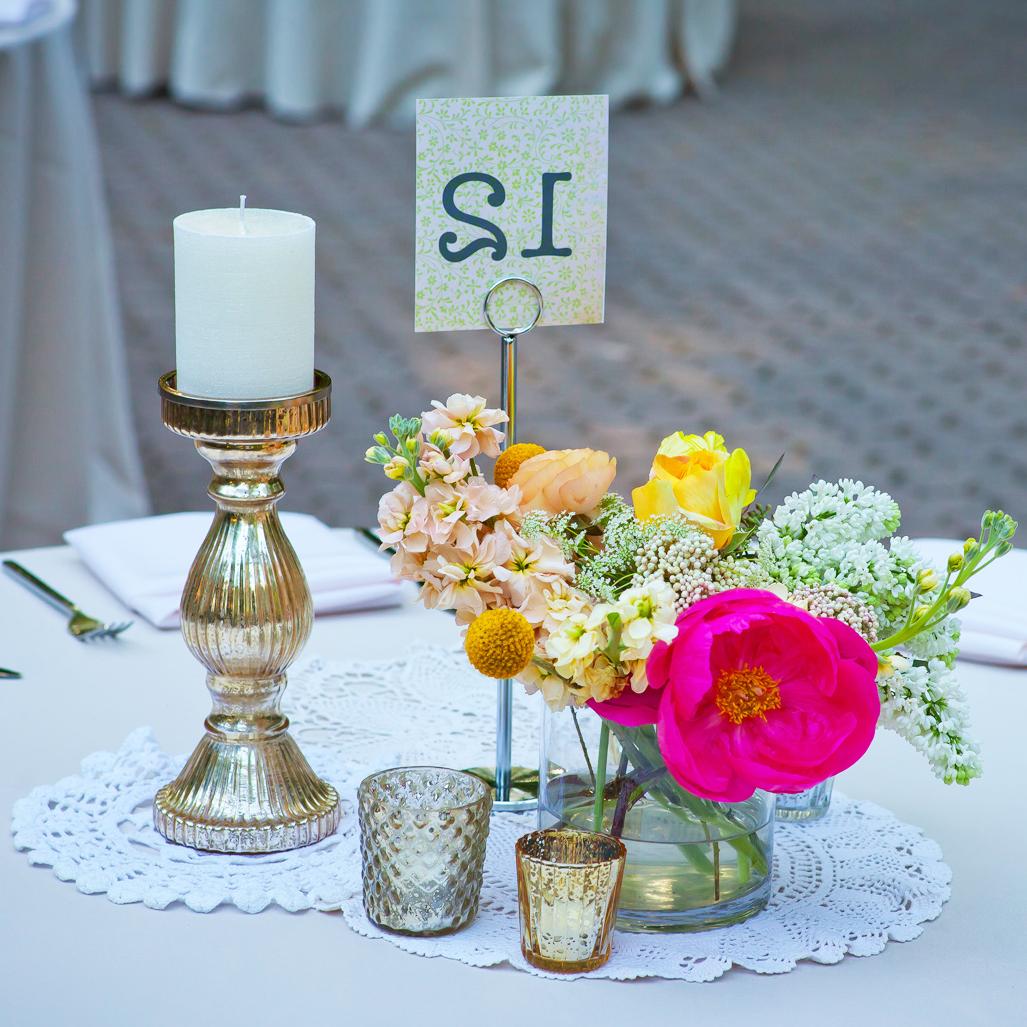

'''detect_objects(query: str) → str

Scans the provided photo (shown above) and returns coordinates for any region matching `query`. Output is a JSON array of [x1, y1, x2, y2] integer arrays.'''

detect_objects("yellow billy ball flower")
[[494, 443, 546, 489], [465, 609, 536, 679]]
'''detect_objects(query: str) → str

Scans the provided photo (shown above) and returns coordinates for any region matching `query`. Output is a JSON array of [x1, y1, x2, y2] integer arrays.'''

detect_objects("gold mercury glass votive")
[[358, 767, 492, 935], [516, 828, 627, 973]]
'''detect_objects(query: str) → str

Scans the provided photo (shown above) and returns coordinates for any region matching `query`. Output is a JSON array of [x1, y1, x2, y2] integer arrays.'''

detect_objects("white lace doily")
[[11, 647, 951, 981]]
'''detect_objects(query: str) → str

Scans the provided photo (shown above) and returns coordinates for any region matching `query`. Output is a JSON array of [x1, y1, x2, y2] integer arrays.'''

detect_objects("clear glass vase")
[[540, 706, 775, 933], [774, 778, 834, 822]]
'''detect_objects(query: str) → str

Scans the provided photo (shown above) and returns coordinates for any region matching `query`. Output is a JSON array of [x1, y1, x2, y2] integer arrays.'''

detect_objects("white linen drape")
[[75, 0, 738, 125], [0, 5, 149, 548]]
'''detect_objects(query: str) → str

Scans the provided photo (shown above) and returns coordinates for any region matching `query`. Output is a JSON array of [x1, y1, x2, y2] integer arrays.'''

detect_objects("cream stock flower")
[[518, 660, 578, 711], [580, 660, 621, 702], [541, 580, 590, 632], [511, 448, 617, 516], [612, 579, 679, 663], [421, 394, 507, 460], [543, 612, 606, 682]]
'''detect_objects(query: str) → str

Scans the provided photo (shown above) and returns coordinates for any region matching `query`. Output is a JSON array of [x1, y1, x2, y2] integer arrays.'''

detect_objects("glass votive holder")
[[358, 766, 492, 935], [516, 828, 627, 973]]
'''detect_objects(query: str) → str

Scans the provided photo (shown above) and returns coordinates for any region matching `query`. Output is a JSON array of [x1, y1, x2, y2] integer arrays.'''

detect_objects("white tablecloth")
[[0, 1, 149, 550], [1, 537, 1024, 1025], [75, 0, 738, 124]]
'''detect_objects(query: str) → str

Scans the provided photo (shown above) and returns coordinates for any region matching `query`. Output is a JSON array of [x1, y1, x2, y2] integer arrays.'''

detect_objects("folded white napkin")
[[65, 512, 406, 629], [0, 0, 45, 26], [914, 537, 1027, 666]]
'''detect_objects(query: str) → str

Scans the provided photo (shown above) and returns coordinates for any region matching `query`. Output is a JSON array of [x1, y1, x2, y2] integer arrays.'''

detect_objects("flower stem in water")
[[592, 721, 609, 832]]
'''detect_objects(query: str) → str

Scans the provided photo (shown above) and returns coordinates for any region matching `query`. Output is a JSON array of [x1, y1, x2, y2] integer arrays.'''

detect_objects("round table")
[[0, 536, 1022, 1025]]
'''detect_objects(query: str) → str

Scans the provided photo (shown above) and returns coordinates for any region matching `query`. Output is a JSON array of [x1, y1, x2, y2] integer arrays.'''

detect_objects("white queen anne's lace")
[[11, 647, 951, 981]]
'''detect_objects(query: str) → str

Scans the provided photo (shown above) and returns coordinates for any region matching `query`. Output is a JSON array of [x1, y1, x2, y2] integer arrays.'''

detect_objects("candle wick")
[[239, 194, 248, 235]]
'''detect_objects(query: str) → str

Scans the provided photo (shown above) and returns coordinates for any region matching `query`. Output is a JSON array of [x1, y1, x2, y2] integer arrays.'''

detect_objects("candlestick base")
[[154, 370, 341, 854], [154, 733, 340, 853]]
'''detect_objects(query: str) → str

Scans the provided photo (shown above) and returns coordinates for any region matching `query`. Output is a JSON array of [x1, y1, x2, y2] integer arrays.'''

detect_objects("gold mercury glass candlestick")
[[152, 370, 341, 853]]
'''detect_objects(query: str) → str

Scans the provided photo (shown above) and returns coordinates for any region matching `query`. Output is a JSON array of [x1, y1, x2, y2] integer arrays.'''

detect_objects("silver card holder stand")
[[482, 276, 543, 814]]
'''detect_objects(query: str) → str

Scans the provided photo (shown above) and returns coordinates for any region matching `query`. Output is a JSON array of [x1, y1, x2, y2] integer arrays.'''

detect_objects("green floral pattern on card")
[[415, 95, 608, 333]]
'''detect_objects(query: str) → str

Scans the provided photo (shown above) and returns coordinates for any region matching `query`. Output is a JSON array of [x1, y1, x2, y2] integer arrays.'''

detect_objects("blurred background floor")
[[97, 0, 1027, 538]]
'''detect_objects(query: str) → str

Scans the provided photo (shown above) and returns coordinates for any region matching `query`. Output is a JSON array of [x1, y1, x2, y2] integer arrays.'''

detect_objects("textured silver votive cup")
[[358, 767, 492, 935]]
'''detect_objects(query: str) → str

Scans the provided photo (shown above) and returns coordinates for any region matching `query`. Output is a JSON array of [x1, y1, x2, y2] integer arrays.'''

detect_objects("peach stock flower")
[[422, 481, 477, 549], [421, 394, 507, 459], [417, 443, 471, 484], [377, 482, 433, 553], [511, 448, 617, 516], [492, 523, 574, 622], [461, 477, 521, 524], [632, 431, 756, 549], [422, 532, 511, 623]]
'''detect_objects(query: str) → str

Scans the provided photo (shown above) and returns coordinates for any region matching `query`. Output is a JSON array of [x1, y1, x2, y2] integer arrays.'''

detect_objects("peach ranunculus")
[[511, 448, 617, 516], [632, 431, 756, 549]]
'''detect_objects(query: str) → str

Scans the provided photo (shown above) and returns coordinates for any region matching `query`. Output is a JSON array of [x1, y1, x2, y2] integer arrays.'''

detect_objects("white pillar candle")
[[174, 200, 315, 399]]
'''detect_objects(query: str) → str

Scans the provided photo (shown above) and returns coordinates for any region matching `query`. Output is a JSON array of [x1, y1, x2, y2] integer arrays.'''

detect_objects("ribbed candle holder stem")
[[152, 371, 341, 853]]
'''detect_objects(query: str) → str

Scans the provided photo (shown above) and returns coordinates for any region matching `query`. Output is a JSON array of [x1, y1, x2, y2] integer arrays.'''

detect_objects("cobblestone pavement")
[[96, 0, 1027, 538]]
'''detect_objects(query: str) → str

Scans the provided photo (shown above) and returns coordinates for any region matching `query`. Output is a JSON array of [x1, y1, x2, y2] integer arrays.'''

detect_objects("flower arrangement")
[[367, 395, 1017, 806]]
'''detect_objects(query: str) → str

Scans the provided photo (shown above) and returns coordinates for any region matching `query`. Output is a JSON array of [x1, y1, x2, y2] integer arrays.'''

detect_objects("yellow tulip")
[[632, 431, 756, 549]]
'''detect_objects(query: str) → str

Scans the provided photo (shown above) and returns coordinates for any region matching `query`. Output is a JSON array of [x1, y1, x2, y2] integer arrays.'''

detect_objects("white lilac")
[[877, 657, 981, 785], [756, 482, 924, 624], [764, 479, 901, 547], [900, 615, 961, 664]]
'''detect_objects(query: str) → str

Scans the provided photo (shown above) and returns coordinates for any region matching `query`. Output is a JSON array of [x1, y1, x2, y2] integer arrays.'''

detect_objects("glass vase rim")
[[358, 765, 492, 813], [541, 776, 776, 844]]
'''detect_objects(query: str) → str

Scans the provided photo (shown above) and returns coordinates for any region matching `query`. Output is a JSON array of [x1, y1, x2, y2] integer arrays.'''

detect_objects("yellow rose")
[[511, 448, 617, 516], [632, 431, 756, 549]]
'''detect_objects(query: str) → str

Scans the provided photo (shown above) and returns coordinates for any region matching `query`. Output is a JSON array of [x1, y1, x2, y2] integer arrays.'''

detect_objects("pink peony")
[[591, 589, 880, 802]]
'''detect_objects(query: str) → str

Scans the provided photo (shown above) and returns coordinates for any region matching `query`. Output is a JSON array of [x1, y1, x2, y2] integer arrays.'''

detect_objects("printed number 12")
[[438, 171, 573, 263]]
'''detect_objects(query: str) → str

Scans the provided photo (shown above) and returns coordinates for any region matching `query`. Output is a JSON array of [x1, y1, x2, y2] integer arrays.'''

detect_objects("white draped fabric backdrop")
[[75, 0, 739, 124], [0, 2, 149, 551]]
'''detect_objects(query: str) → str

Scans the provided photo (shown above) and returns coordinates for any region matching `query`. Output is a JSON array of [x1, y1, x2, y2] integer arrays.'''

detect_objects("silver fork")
[[2, 560, 133, 642]]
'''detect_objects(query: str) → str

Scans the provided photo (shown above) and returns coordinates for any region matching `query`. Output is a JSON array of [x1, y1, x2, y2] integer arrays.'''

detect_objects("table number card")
[[415, 94, 608, 332]]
